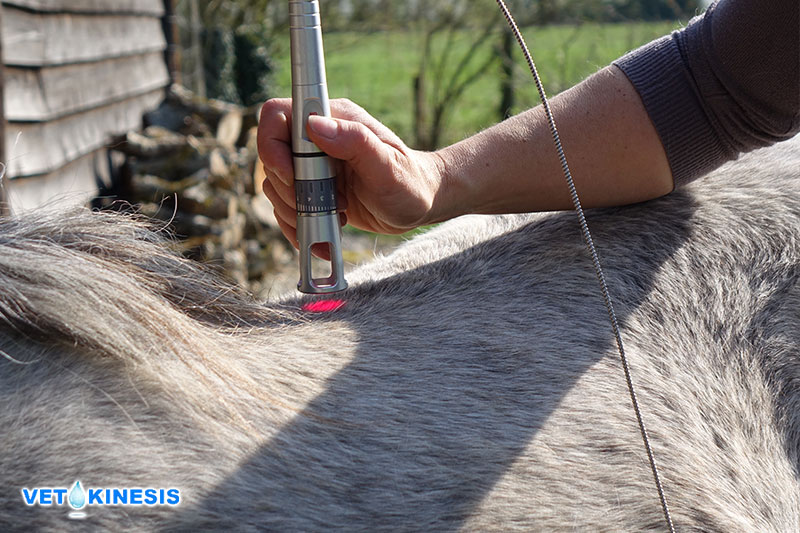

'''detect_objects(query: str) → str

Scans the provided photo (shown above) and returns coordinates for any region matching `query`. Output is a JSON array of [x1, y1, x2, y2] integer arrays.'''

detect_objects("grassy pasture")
[[269, 21, 681, 148]]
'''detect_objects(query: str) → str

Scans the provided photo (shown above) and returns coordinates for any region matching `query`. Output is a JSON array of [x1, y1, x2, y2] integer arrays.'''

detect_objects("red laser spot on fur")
[[303, 299, 346, 313]]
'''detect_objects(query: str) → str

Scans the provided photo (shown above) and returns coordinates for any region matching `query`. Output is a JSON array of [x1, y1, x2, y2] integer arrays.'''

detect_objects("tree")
[[411, 2, 503, 150], [178, 0, 275, 105]]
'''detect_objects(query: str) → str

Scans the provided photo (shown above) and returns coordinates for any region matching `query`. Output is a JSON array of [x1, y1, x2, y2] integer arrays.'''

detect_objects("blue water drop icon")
[[68, 480, 86, 510]]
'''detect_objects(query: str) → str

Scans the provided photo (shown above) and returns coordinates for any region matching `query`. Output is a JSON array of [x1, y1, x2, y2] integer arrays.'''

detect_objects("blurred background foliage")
[[176, 0, 702, 147]]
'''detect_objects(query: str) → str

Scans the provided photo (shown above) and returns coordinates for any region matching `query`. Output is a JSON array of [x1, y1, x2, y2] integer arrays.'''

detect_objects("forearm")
[[429, 65, 673, 221]]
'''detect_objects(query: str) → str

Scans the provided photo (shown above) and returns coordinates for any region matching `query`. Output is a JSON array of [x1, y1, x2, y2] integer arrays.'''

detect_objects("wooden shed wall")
[[2, 0, 170, 211]]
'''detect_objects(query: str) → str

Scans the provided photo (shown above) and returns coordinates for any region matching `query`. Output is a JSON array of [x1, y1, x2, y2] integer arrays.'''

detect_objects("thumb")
[[306, 115, 392, 174]]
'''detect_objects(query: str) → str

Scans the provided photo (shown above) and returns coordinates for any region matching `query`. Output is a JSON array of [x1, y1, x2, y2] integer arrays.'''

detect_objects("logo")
[[21, 480, 181, 520]]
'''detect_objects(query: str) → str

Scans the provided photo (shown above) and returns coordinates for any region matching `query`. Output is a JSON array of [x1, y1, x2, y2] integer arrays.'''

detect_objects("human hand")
[[257, 98, 450, 254]]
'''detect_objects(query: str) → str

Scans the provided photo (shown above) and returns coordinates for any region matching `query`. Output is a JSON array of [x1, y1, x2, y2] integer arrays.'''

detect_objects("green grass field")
[[269, 21, 681, 148]]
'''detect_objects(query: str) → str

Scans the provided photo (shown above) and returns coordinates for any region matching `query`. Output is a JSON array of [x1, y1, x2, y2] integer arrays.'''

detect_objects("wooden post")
[[189, 0, 206, 98], [498, 27, 515, 121], [0, 3, 9, 217], [162, 0, 182, 86]]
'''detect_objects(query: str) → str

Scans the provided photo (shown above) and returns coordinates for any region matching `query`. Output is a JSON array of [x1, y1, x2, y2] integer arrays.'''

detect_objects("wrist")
[[420, 146, 471, 226]]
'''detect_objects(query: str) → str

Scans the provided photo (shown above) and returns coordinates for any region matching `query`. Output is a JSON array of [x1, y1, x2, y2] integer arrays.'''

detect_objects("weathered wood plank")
[[4, 148, 110, 212], [6, 89, 164, 178], [2, 0, 164, 16], [3, 7, 166, 66], [6, 52, 169, 121]]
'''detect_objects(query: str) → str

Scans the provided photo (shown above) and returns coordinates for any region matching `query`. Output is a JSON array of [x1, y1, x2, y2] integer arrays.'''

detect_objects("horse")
[[1, 135, 798, 531]]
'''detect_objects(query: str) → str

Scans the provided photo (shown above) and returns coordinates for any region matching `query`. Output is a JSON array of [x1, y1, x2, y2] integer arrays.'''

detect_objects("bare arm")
[[430, 65, 673, 222]]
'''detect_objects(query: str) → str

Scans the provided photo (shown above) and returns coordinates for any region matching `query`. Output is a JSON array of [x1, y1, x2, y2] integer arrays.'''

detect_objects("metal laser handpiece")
[[289, 0, 347, 293]]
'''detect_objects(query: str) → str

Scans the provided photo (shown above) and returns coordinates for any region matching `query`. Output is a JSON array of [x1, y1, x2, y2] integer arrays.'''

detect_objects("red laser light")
[[302, 299, 346, 313]]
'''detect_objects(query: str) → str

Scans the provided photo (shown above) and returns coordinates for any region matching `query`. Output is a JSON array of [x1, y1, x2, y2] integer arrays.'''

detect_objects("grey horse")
[[1, 136, 799, 531]]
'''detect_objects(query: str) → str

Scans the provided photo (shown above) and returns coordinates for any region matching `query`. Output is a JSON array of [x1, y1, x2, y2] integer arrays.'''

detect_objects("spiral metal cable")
[[492, 1, 676, 531]]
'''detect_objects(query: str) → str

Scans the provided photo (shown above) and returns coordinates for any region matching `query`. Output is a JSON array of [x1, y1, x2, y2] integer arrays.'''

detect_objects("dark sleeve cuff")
[[613, 31, 735, 188]]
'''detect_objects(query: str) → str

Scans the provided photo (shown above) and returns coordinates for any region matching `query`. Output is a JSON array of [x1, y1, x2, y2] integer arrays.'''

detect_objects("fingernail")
[[308, 115, 338, 140]]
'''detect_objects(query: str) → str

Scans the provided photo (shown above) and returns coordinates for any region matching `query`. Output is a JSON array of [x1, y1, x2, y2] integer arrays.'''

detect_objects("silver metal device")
[[289, 0, 347, 293]]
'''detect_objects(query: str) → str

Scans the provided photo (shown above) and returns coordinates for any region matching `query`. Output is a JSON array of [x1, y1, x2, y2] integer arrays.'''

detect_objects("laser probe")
[[289, 0, 347, 293]]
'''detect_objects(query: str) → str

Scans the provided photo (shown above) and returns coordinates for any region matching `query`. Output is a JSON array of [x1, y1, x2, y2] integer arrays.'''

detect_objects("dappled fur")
[[1, 136, 800, 531]]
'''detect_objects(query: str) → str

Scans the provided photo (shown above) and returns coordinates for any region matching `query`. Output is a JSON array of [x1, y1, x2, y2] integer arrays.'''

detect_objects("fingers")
[[259, 97, 405, 195], [329, 99, 406, 149], [262, 176, 296, 228], [259, 97, 386, 247], [258, 99, 294, 186], [258, 98, 402, 188], [306, 115, 399, 183], [263, 175, 348, 263]]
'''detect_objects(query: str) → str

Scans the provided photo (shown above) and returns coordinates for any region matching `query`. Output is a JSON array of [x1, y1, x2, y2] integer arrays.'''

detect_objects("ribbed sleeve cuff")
[[613, 33, 733, 187]]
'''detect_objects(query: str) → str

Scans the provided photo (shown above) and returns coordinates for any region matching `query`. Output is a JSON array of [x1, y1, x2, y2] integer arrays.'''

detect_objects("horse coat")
[[1, 136, 799, 531]]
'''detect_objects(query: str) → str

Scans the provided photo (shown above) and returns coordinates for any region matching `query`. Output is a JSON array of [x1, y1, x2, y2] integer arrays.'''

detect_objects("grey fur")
[[1, 136, 800, 531]]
